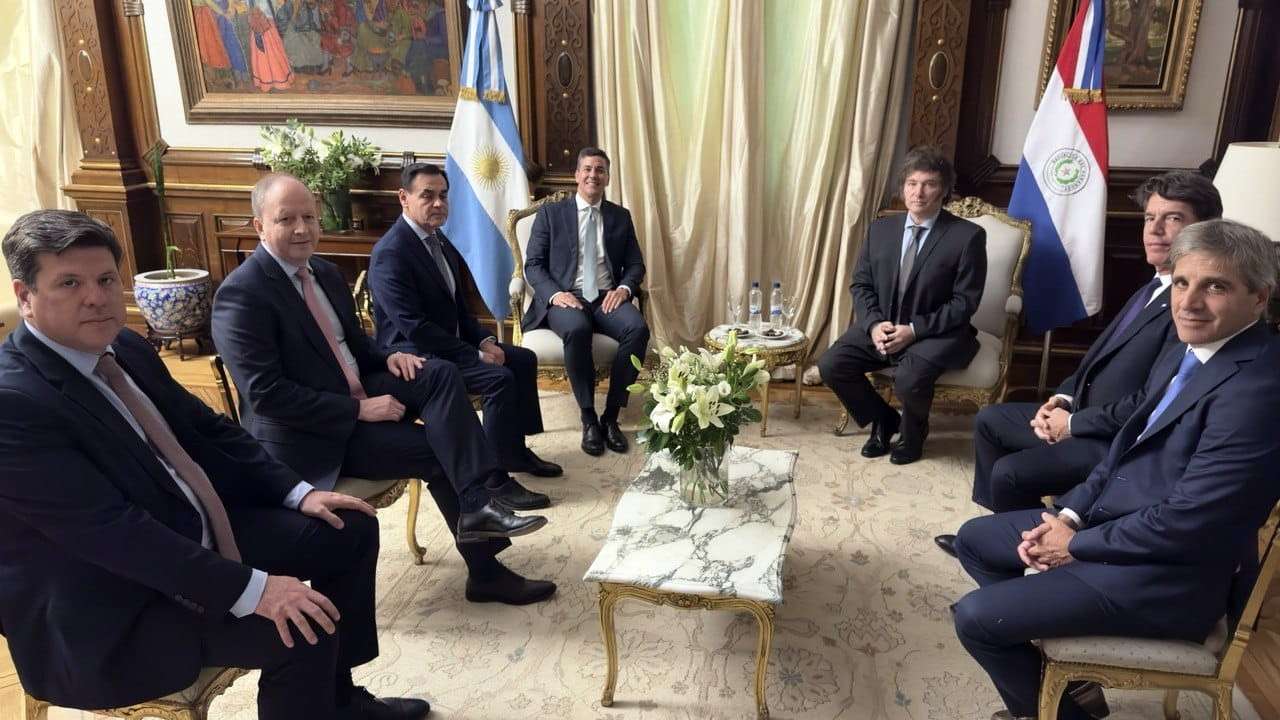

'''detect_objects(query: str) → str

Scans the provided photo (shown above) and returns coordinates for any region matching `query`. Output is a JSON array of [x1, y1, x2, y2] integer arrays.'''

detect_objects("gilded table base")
[[596, 582, 776, 720]]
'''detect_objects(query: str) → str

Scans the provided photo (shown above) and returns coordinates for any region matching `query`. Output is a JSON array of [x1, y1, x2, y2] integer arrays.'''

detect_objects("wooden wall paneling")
[[1211, 0, 1280, 164], [54, 0, 164, 288], [905, 0, 972, 159], [954, 1, 1010, 195], [512, 0, 593, 194]]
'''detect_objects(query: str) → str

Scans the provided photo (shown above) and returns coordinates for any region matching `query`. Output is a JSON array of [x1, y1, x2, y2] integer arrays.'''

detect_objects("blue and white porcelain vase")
[[133, 269, 212, 334]]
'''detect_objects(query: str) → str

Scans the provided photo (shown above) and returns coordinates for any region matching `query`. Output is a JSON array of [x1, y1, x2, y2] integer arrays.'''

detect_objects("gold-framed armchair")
[[23, 666, 246, 720], [1037, 502, 1280, 720], [505, 191, 645, 381], [835, 196, 1031, 432]]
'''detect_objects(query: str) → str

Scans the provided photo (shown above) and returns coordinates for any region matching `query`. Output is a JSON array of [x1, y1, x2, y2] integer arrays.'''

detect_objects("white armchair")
[[505, 191, 644, 381]]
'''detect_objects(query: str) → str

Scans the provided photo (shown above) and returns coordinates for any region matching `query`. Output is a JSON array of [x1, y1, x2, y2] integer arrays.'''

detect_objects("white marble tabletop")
[[583, 446, 798, 604]]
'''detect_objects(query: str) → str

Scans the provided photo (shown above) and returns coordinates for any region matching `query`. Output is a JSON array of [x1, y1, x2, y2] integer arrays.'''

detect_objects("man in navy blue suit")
[[368, 163, 563, 480], [934, 171, 1221, 556], [213, 174, 557, 607], [952, 219, 1280, 720], [0, 209, 428, 719], [524, 147, 650, 456]]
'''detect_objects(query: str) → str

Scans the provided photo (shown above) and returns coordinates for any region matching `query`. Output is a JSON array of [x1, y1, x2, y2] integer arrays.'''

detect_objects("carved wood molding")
[[513, 0, 593, 194], [905, 0, 971, 158]]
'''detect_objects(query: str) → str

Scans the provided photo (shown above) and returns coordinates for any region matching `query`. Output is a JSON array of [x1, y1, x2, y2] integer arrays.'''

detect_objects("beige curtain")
[[0, 0, 81, 236], [593, 0, 913, 353]]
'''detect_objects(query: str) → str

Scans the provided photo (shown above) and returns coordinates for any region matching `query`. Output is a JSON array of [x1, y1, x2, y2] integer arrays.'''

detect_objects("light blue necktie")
[[581, 206, 600, 302], [1141, 350, 1201, 437]]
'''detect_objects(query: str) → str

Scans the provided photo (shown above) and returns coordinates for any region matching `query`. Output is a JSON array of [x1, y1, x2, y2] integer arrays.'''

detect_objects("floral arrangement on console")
[[628, 331, 770, 505], [258, 118, 381, 230]]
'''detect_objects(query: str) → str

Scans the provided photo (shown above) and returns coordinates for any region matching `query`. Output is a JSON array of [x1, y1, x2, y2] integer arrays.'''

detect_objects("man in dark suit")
[[0, 209, 429, 719], [933, 171, 1222, 555], [524, 147, 650, 456], [369, 163, 562, 480], [817, 146, 987, 464], [952, 219, 1280, 720], [212, 173, 557, 607]]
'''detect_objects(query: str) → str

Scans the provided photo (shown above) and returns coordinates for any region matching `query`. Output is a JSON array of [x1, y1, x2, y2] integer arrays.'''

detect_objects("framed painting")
[[166, 0, 466, 126], [1038, 0, 1204, 111]]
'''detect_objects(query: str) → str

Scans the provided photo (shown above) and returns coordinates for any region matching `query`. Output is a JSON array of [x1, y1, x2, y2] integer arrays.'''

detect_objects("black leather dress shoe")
[[860, 410, 901, 458], [934, 533, 958, 558], [602, 419, 629, 453], [344, 686, 431, 719], [889, 439, 922, 465], [489, 477, 551, 511], [466, 565, 557, 605], [1069, 681, 1111, 718], [457, 501, 547, 543], [581, 422, 605, 456], [510, 448, 563, 477]]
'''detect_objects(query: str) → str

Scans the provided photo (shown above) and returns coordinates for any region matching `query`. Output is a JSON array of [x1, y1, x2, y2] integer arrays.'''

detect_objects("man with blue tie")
[[817, 146, 987, 464], [934, 171, 1222, 556], [524, 147, 650, 456], [952, 219, 1280, 720], [0, 210, 429, 719]]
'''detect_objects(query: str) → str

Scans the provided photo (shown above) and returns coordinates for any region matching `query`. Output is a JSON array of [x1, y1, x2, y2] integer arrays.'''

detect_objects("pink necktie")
[[298, 267, 368, 399], [94, 354, 242, 563]]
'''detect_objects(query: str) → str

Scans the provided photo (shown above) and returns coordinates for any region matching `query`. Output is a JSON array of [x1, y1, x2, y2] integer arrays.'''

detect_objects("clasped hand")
[[870, 321, 914, 356], [1030, 397, 1072, 444], [1017, 511, 1077, 571]]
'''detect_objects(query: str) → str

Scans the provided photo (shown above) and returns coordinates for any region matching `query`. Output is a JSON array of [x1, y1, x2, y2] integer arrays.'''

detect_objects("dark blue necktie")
[[1100, 278, 1161, 353], [1140, 350, 1200, 438]]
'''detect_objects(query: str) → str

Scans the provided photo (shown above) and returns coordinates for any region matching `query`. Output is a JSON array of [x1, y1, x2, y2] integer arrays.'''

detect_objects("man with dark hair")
[[953, 219, 1280, 720], [817, 145, 987, 465], [368, 162, 562, 480], [933, 170, 1223, 556], [0, 209, 429, 719], [524, 147, 650, 456], [213, 173, 557, 608]]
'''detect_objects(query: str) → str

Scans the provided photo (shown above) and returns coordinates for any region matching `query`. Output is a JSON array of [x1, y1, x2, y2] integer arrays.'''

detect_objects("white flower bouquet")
[[628, 331, 770, 504]]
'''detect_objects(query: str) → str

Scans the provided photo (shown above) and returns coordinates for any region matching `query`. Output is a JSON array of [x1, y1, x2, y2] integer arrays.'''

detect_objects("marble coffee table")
[[584, 446, 798, 719]]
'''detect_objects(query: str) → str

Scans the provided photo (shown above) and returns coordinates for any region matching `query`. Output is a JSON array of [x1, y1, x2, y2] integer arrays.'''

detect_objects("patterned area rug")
[[65, 388, 1238, 719]]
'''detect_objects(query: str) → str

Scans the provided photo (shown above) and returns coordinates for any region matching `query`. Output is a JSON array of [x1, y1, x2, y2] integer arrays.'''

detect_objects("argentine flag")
[[1008, 0, 1109, 333], [442, 0, 530, 320]]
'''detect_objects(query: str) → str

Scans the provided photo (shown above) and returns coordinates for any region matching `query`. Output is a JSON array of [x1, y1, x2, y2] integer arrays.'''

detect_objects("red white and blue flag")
[[1008, 0, 1109, 333]]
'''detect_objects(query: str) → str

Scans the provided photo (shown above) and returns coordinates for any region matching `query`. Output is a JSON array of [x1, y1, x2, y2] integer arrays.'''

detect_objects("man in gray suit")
[[818, 146, 987, 464]]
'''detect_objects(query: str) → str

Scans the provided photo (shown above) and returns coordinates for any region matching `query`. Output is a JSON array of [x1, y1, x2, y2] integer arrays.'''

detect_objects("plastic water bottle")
[[770, 282, 784, 331], [748, 282, 763, 332]]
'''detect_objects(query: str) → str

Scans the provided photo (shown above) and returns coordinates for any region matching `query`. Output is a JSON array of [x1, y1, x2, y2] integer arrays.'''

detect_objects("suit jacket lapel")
[[13, 327, 186, 500], [1128, 323, 1267, 450], [1098, 285, 1171, 360], [435, 231, 463, 308], [562, 200, 582, 282], [251, 247, 337, 368]]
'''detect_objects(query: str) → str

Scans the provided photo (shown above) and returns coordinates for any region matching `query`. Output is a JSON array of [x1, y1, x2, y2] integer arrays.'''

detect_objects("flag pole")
[[1037, 330, 1054, 399]]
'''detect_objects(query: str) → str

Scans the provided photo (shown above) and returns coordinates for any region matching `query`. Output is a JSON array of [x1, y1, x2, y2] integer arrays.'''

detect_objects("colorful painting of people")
[[186, 0, 455, 96]]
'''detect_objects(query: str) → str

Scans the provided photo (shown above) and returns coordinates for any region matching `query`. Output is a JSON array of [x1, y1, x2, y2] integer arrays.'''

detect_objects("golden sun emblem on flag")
[[470, 145, 510, 192]]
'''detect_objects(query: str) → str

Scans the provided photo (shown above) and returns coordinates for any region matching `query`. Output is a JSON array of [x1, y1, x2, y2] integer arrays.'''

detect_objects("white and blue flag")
[[442, 0, 530, 320]]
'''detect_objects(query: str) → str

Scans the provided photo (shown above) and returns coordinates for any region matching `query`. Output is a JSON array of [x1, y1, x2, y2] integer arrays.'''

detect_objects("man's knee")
[[417, 358, 465, 386]]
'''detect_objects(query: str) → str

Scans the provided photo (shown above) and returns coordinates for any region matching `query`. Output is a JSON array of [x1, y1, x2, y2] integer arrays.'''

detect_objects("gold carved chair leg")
[[758, 380, 771, 437], [407, 479, 426, 565], [834, 410, 850, 435]]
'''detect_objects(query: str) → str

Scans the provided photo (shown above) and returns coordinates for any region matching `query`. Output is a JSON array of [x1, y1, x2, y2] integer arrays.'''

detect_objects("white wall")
[[992, 0, 1236, 169], [140, 0, 519, 153]]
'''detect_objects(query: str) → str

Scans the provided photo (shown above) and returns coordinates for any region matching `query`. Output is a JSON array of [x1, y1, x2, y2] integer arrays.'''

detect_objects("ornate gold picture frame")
[[165, 0, 466, 127], [1038, 0, 1204, 111]]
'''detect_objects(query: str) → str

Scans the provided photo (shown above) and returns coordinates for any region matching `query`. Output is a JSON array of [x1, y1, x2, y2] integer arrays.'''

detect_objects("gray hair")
[[250, 172, 311, 217], [2, 209, 122, 286], [1170, 219, 1277, 293]]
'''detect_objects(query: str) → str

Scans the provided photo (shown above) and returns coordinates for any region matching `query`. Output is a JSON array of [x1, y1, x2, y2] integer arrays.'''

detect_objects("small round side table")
[[704, 324, 809, 437]]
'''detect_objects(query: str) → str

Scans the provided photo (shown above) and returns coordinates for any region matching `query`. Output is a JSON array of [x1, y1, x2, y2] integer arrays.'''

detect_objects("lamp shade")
[[1213, 141, 1280, 243]]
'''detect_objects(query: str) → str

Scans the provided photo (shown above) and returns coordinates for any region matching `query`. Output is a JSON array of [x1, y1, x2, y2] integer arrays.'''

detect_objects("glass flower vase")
[[319, 186, 353, 232], [678, 450, 728, 507]]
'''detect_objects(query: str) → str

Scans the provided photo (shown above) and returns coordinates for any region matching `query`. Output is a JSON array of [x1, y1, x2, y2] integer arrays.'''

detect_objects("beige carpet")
[[60, 388, 1244, 719]]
